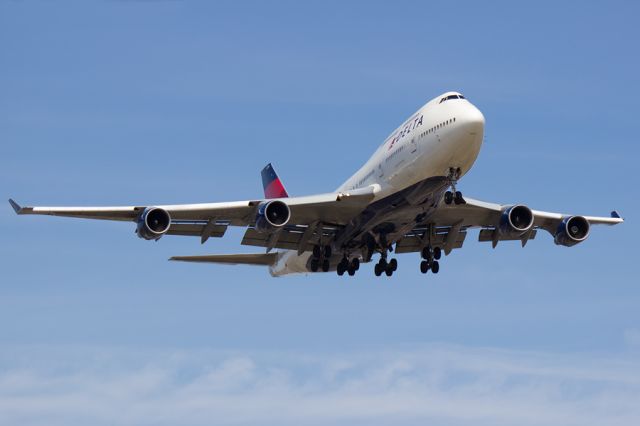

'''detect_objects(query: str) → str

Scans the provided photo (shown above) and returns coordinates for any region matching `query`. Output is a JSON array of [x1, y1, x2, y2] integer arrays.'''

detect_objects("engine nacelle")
[[255, 200, 291, 232], [554, 216, 590, 247], [136, 207, 171, 241], [499, 204, 534, 237]]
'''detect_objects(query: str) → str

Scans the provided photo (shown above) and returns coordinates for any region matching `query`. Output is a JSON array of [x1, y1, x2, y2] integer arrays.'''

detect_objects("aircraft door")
[[410, 137, 418, 153]]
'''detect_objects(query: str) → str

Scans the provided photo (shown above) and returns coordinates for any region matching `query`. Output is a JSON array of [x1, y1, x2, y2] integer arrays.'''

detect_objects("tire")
[[420, 260, 430, 274], [351, 258, 360, 271], [454, 191, 465, 204], [310, 258, 319, 272], [322, 259, 330, 272], [431, 260, 440, 274], [324, 245, 332, 258], [379, 258, 388, 270], [421, 246, 432, 260], [348, 267, 356, 276], [389, 258, 398, 271], [433, 247, 441, 260], [444, 191, 453, 205], [385, 267, 393, 277], [374, 264, 382, 276], [312, 245, 321, 258]]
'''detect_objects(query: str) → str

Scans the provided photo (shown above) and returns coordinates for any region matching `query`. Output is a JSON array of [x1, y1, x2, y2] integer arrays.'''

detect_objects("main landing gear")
[[337, 256, 360, 276], [444, 167, 465, 205], [419, 245, 441, 275], [374, 255, 398, 277], [310, 244, 331, 272]]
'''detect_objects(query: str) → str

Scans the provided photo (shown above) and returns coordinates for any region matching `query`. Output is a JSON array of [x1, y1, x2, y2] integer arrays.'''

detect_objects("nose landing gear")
[[444, 167, 466, 205]]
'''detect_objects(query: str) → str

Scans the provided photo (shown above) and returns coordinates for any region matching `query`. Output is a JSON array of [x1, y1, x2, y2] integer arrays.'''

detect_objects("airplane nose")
[[461, 104, 485, 135]]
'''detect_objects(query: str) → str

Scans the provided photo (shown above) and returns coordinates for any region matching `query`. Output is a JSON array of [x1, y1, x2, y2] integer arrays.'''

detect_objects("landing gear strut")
[[444, 167, 465, 205]]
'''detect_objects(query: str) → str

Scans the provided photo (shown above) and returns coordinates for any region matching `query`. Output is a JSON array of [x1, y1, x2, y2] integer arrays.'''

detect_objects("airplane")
[[9, 91, 624, 277]]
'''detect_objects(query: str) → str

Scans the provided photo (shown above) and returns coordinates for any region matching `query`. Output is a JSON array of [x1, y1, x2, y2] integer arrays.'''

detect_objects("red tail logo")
[[261, 163, 289, 199]]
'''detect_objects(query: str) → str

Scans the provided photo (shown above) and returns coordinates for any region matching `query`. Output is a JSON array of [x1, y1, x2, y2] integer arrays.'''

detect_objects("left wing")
[[396, 196, 623, 254]]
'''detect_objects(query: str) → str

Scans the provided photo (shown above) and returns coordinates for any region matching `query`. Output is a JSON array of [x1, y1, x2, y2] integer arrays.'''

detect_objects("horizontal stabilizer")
[[169, 252, 277, 266], [9, 199, 23, 214]]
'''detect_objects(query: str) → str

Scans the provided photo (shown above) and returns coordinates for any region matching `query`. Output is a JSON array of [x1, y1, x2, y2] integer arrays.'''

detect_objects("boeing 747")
[[9, 92, 623, 277]]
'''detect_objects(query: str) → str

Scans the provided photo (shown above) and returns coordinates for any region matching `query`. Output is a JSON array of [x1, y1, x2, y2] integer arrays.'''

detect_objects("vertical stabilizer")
[[261, 163, 289, 199]]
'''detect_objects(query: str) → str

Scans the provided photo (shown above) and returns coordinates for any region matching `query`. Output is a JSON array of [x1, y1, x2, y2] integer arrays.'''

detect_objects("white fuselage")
[[270, 92, 485, 276]]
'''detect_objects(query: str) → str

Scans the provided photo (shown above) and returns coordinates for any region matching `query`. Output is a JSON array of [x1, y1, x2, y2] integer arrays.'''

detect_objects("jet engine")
[[554, 216, 590, 247], [499, 204, 534, 237], [255, 200, 291, 232], [136, 207, 171, 241]]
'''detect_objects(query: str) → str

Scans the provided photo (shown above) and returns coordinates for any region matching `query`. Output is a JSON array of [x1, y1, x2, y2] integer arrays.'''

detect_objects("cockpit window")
[[439, 94, 464, 103]]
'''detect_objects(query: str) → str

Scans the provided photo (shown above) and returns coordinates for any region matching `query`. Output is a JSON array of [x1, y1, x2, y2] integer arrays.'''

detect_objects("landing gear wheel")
[[444, 191, 453, 205], [323, 245, 332, 258], [374, 263, 383, 277], [312, 245, 321, 258], [420, 260, 430, 274], [310, 258, 319, 272], [348, 266, 356, 276], [337, 258, 347, 276], [433, 247, 442, 260], [322, 259, 330, 272], [385, 266, 394, 276], [350, 258, 360, 271], [454, 191, 465, 205], [389, 258, 398, 272], [421, 246, 432, 260], [431, 260, 440, 274]]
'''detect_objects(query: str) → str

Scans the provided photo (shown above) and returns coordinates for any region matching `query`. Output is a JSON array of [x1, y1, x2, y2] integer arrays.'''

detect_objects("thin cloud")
[[0, 344, 639, 426]]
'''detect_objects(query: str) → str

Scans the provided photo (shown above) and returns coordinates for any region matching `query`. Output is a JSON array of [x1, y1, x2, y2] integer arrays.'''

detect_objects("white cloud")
[[0, 344, 639, 426]]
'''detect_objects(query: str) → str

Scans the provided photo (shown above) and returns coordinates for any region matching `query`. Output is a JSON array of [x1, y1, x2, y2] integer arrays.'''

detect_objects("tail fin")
[[261, 163, 289, 199]]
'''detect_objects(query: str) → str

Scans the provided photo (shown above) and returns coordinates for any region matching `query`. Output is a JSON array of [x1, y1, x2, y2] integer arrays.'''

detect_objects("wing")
[[8, 185, 376, 244], [396, 196, 623, 254]]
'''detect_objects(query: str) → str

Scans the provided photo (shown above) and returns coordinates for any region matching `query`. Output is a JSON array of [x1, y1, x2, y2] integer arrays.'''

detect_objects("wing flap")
[[396, 229, 467, 254], [166, 222, 228, 239]]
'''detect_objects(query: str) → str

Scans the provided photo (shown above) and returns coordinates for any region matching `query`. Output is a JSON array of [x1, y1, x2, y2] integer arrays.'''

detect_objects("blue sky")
[[1, 1, 639, 425]]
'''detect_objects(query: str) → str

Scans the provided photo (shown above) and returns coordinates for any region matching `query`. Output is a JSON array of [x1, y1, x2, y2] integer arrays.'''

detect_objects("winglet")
[[611, 210, 622, 219], [8, 199, 23, 214]]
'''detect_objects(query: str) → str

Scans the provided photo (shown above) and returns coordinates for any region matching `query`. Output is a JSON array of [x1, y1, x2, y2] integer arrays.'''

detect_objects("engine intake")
[[499, 204, 534, 237], [554, 216, 590, 247], [136, 207, 171, 240], [255, 200, 290, 232]]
